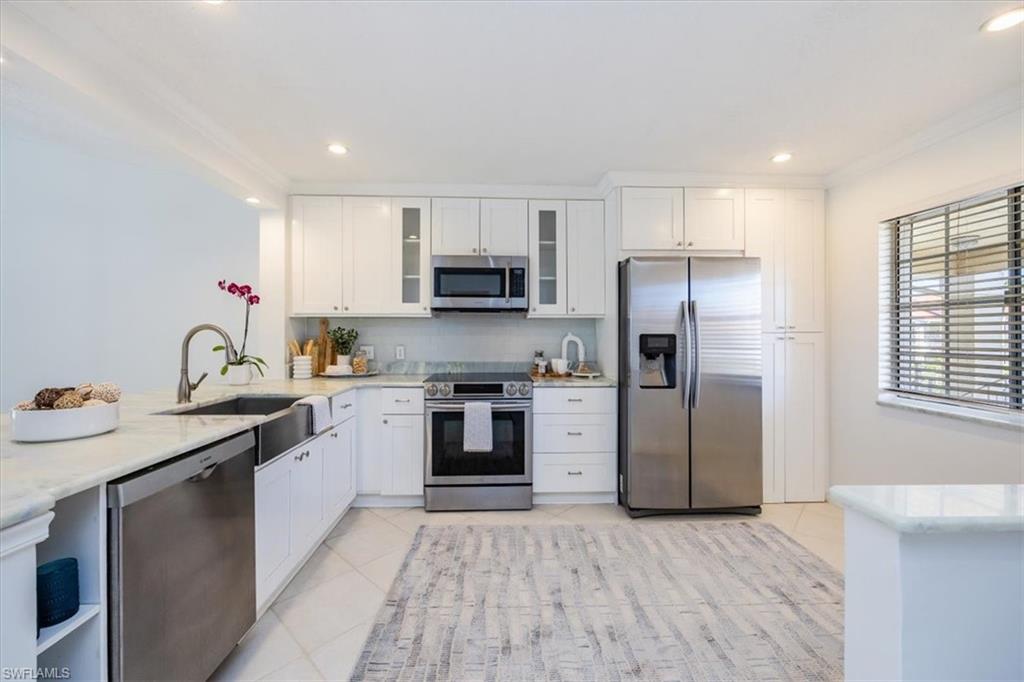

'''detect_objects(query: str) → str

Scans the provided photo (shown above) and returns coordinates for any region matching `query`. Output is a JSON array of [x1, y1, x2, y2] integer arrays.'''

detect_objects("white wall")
[[0, 117, 260, 409], [827, 109, 1024, 485]]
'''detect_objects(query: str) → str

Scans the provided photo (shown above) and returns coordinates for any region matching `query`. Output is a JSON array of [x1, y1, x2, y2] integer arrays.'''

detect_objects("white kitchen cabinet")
[[620, 187, 685, 250], [323, 419, 357, 518], [381, 414, 425, 496], [255, 453, 295, 607], [532, 387, 617, 495], [683, 188, 745, 250], [391, 197, 431, 315], [528, 200, 567, 317], [431, 198, 481, 255], [290, 441, 325, 550], [480, 199, 528, 256], [784, 190, 826, 332], [291, 196, 343, 314], [566, 200, 605, 317], [761, 333, 827, 503], [342, 196, 392, 315], [746, 189, 825, 332]]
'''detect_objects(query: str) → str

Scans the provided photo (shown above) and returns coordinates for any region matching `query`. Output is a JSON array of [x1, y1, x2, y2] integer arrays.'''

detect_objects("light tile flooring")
[[212, 502, 843, 681]]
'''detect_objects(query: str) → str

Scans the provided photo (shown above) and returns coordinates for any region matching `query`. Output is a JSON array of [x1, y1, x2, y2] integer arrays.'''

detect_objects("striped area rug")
[[352, 522, 843, 681]]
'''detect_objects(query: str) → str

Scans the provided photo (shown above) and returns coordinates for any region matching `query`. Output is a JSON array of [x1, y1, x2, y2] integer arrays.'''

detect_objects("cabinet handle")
[[395, 399, 411, 403], [340, 403, 353, 409], [331, 432, 338, 438], [344, 306, 349, 311], [570, 307, 576, 312], [788, 336, 795, 340], [687, 241, 694, 247], [382, 418, 388, 424], [333, 306, 339, 311], [472, 248, 477, 253], [776, 336, 785, 340], [787, 325, 796, 329], [567, 431, 583, 436], [776, 325, 785, 330], [567, 398, 583, 403], [676, 241, 683, 247], [482, 247, 488, 253], [567, 470, 583, 476]]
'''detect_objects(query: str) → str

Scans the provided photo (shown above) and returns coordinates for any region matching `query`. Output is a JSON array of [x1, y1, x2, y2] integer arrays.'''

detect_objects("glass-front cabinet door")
[[528, 199, 567, 316], [391, 197, 432, 316]]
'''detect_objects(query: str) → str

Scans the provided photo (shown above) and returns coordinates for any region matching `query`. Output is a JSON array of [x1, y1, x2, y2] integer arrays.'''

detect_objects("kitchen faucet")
[[178, 324, 239, 403]]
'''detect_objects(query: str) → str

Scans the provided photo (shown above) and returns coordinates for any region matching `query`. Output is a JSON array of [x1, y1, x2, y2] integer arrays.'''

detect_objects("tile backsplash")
[[301, 315, 597, 372]]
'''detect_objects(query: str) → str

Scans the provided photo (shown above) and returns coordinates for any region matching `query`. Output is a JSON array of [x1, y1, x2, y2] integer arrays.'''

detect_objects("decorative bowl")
[[11, 402, 119, 442]]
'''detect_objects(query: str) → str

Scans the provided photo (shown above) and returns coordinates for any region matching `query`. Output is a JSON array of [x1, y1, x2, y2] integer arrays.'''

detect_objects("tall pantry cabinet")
[[746, 188, 827, 503]]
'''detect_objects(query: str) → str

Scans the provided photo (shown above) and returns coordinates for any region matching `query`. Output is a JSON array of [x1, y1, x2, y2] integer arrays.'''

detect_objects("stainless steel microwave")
[[431, 255, 527, 311]]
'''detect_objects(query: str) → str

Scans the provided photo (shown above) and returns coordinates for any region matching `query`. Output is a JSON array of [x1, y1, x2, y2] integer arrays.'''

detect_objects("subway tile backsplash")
[[302, 315, 597, 373]]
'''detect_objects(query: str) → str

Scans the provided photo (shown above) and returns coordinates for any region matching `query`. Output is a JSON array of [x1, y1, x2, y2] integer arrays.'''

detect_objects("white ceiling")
[[3, 1, 1022, 189]]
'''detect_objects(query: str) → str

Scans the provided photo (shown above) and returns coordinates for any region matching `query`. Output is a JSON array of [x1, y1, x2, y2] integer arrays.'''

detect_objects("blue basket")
[[37, 557, 79, 630]]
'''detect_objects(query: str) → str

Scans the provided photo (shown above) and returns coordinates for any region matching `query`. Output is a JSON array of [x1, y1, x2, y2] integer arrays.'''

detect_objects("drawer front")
[[533, 452, 615, 493], [381, 388, 424, 414], [534, 414, 616, 453], [331, 393, 357, 425], [533, 387, 616, 415]]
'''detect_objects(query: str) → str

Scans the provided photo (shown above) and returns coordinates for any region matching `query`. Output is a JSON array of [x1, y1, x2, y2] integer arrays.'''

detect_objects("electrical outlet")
[[359, 345, 375, 360], [395, 345, 406, 360]]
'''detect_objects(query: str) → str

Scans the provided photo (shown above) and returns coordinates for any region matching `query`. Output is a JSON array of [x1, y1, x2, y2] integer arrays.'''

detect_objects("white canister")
[[225, 364, 252, 385]]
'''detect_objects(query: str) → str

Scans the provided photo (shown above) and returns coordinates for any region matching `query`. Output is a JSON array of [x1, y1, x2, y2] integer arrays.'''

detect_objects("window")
[[879, 185, 1022, 414]]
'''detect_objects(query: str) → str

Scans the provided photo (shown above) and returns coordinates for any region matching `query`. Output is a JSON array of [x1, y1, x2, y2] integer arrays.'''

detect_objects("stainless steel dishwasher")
[[108, 430, 256, 682]]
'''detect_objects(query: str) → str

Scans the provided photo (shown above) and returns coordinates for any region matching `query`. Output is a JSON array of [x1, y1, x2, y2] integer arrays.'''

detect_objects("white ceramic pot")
[[225, 364, 252, 385], [337, 354, 352, 368]]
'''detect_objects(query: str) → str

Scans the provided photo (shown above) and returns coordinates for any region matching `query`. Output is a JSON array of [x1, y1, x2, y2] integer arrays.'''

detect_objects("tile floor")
[[212, 502, 844, 681]]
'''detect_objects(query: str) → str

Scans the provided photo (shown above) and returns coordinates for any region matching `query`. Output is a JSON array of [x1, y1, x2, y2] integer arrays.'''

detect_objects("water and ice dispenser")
[[638, 334, 676, 388]]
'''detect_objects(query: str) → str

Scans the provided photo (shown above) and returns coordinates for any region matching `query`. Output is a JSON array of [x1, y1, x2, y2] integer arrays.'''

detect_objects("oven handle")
[[426, 401, 533, 412]]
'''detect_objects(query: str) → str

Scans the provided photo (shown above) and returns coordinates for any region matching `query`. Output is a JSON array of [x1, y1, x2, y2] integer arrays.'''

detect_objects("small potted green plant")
[[214, 280, 268, 385], [328, 327, 359, 368]]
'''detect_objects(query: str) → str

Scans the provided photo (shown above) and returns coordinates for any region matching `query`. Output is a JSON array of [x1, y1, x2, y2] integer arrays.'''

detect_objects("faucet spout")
[[178, 324, 238, 403]]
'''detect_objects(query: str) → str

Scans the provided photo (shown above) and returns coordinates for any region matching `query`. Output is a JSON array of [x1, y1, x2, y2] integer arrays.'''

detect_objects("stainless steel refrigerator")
[[618, 257, 762, 516]]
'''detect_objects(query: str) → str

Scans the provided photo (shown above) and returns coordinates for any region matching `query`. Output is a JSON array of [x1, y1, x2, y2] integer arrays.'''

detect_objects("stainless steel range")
[[423, 372, 533, 511]]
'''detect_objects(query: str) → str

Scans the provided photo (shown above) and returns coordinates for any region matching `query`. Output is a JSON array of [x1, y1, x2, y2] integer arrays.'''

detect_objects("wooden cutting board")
[[317, 318, 330, 375]]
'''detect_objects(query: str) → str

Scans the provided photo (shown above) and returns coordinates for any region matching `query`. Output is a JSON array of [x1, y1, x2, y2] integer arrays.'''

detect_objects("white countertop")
[[829, 484, 1024, 533], [531, 375, 617, 388], [0, 373, 607, 530]]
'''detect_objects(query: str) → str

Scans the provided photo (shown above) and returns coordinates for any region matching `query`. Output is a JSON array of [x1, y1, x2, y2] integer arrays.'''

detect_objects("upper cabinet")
[[391, 198, 431, 315], [620, 187, 745, 251], [291, 196, 344, 314], [746, 188, 825, 332], [431, 198, 480, 255], [480, 199, 528, 256], [683, 188, 745, 250], [620, 187, 684, 250], [528, 200, 567, 317], [566, 200, 605, 317], [342, 197, 392, 315]]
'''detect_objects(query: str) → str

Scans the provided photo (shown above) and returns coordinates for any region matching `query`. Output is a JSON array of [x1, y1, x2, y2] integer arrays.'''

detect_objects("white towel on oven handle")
[[463, 401, 493, 453]]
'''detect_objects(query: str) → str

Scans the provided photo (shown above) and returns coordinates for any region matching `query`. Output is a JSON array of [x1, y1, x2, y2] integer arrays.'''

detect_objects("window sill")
[[877, 394, 1023, 431]]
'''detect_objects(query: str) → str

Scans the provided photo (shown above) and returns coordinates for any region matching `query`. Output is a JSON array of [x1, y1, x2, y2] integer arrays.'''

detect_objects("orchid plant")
[[214, 280, 268, 377]]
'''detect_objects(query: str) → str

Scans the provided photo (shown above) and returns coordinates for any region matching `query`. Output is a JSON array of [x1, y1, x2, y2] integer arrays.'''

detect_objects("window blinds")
[[879, 185, 1023, 412]]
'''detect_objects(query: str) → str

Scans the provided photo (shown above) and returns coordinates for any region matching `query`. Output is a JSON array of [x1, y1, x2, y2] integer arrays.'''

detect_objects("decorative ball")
[[91, 383, 121, 403], [53, 392, 84, 410], [34, 388, 65, 409], [82, 399, 106, 408], [14, 400, 37, 411], [76, 383, 94, 399]]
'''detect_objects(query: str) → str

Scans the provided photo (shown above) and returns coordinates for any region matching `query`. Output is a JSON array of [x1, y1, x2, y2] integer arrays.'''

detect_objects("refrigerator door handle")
[[681, 299, 693, 405], [690, 299, 701, 408]]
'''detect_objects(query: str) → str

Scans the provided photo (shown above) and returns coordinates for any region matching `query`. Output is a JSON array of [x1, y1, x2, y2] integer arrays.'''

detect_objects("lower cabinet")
[[255, 417, 358, 609], [381, 414, 425, 496], [762, 333, 828, 503], [532, 387, 617, 494]]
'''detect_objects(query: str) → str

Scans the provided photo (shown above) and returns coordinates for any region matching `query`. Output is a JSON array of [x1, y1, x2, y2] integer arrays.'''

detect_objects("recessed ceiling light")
[[771, 152, 792, 163], [245, 197, 261, 205], [981, 8, 1024, 32], [327, 144, 348, 156]]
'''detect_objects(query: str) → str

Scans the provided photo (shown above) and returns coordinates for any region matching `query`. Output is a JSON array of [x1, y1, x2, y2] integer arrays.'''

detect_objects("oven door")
[[431, 256, 527, 310], [425, 401, 532, 485]]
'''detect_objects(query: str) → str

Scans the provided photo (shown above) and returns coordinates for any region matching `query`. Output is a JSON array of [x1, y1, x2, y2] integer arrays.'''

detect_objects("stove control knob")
[[425, 384, 438, 397], [518, 383, 531, 396], [506, 384, 516, 396], [439, 384, 451, 397]]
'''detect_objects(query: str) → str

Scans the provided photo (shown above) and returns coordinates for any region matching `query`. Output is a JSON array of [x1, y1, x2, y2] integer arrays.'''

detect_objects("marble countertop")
[[0, 372, 609, 529], [531, 375, 617, 388], [0, 375, 426, 530], [829, 484, 1024, 533]]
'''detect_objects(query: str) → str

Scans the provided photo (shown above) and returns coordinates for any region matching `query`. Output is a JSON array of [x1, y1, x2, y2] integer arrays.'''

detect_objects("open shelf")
[[36, 603, 100, 655]]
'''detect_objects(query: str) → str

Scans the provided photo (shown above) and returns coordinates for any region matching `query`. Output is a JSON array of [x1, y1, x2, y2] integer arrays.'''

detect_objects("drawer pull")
[[395, 399, 411, 403], [566, 431, 583, 436], [567, 470, 583, 476], [567, 398, 583, 403], [339, 403, 353, 409], [330, 432, 338, 439]]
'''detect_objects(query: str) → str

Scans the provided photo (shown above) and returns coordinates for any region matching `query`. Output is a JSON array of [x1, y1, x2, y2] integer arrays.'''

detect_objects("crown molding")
[[289, 181, 602, 200], [824, 87, 1023, 189], [596, 170, 826, 197], [1, 2, 288, 207]]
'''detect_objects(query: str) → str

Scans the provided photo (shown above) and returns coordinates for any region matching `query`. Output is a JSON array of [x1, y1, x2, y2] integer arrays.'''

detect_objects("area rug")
[[351, 522, 843, 681]]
